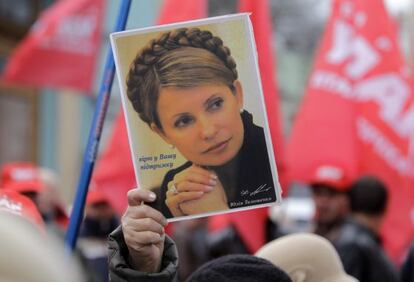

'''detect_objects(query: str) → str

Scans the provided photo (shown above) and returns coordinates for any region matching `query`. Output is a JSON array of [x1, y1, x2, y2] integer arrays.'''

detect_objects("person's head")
[[0, 162, 45, 206], [186, 254, 292, 282], [311, 184, 349, 226], [309, 165, 350, 227], [36, 167, 69, 227], [349, 175, 388, 216], [0, 211, 85, 282], [81, 189, 119, 238], [85, 189, 116, 220], [255, 233, 358, 282], [127, 28, 244, 166], [348, 175, 388, 233], [0, 189, 45, 229], [0, 190, 84, 281]]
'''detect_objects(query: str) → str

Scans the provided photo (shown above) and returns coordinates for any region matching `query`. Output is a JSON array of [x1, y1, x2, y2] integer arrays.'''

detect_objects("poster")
[[111, 13, 281, 221]]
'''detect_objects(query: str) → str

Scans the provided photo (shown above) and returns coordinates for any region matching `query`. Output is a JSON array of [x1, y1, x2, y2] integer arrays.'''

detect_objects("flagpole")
[[65, 0, 131, 252]]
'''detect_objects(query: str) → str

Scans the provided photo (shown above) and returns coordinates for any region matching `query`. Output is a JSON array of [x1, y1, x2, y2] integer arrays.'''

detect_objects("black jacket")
[[108, 226, 179, 282], [108, 225, 286, 282], [401, 243, 414, 282], [156, 111, 277, 218], [334, 218, 398, 282]]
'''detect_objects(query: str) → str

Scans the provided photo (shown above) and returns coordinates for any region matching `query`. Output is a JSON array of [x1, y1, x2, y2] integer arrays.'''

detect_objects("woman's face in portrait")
[[152, 81, 244, 167]]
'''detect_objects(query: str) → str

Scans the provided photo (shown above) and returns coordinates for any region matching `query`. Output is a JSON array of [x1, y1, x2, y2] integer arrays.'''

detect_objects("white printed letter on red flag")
[[2, 0, 104, 93], [287, 0, 414, 261]]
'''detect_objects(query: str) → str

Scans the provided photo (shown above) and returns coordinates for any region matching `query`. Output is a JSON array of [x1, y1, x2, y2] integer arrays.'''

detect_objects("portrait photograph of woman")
[[111, 14, 281, 221]]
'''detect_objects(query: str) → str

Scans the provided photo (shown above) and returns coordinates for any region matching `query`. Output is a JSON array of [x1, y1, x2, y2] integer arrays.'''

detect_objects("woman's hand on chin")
[[122, 188, 168, 273], [179, 177, 229, 215], [165, 164, 218, 217]]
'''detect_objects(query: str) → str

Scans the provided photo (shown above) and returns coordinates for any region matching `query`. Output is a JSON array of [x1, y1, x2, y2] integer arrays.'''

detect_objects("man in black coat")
[[401, 243, 414, 282], [334, 176, 398, 282]]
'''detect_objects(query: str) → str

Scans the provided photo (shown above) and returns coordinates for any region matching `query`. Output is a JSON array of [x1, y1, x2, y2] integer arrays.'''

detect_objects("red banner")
[[207, 0, 283, 254], [287, 0, 414, 261], [92, 0, 207, 215], [239, 0, 286, 189], [2, 0, 104, 93]]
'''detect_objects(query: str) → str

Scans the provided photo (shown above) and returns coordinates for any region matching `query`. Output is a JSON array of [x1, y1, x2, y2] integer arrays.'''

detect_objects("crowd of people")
[[0, 161, 118, 281], [108, 165, 413, 282], [0, 160, 413, 281]]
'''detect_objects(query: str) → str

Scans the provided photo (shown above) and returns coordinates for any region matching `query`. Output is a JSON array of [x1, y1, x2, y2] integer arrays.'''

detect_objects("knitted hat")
[[255, 233, 357, 282], [187, 254, 292, 282]]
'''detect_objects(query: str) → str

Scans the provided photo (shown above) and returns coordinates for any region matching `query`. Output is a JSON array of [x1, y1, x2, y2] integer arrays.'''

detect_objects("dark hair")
[[349, 176, 388, 215], [186, 254, 292, 282], [126, 27, 238, 130]]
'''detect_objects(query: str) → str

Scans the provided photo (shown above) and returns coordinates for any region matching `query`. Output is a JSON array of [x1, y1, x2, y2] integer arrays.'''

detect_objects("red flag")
[[287, 0, 414, 261], [92, 0, 207, 215], [239, 0, 286, 187], [2, 0, 104, 93], [207, 0, 283, 254], [91, 112, 135, 214]]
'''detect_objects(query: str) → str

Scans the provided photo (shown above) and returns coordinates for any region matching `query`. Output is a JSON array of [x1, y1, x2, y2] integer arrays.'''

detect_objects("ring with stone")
[[170, 184, 179, 195]]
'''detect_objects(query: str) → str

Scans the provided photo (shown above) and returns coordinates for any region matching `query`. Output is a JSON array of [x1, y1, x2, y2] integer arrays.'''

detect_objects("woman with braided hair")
[[123, 27, 276, 219], [108, 16, 280, 280]]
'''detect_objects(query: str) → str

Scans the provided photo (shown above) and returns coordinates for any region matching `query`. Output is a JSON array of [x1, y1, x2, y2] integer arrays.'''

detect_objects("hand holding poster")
[[110, 14, 281, 221]]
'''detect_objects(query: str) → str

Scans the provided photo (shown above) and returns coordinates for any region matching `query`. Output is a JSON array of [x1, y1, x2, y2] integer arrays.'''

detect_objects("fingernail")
[[205, 185, 214, 192], [210, 174, 218, 180], [148, 192, 156, 201], [209, 179, 217, 185]]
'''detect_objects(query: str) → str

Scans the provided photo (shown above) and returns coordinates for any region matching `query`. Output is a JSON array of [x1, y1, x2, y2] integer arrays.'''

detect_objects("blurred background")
[[0, 0, 412, 205], [0, 0, 413, 281]]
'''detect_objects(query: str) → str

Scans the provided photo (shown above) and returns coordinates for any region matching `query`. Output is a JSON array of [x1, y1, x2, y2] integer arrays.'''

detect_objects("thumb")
[[127, 188, 156, 206]]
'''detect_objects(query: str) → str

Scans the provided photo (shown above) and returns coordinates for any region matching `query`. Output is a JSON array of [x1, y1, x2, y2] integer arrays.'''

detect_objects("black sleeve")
[[336, 243, 366, 280], [108, 226, 179, 282], [401, 245, 414, 282], [337, 242, 398, 282]]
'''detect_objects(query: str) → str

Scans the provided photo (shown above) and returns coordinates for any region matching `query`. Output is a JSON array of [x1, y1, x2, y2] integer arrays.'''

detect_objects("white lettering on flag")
[[39, 7, 98, 55], [312, 15, 414, 165], [326, 20, 379, 79], [357, 117, 414, 177]]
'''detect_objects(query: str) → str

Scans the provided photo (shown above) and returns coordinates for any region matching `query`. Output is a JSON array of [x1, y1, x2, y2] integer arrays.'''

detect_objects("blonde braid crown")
[[126, 28, 238, 128]]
